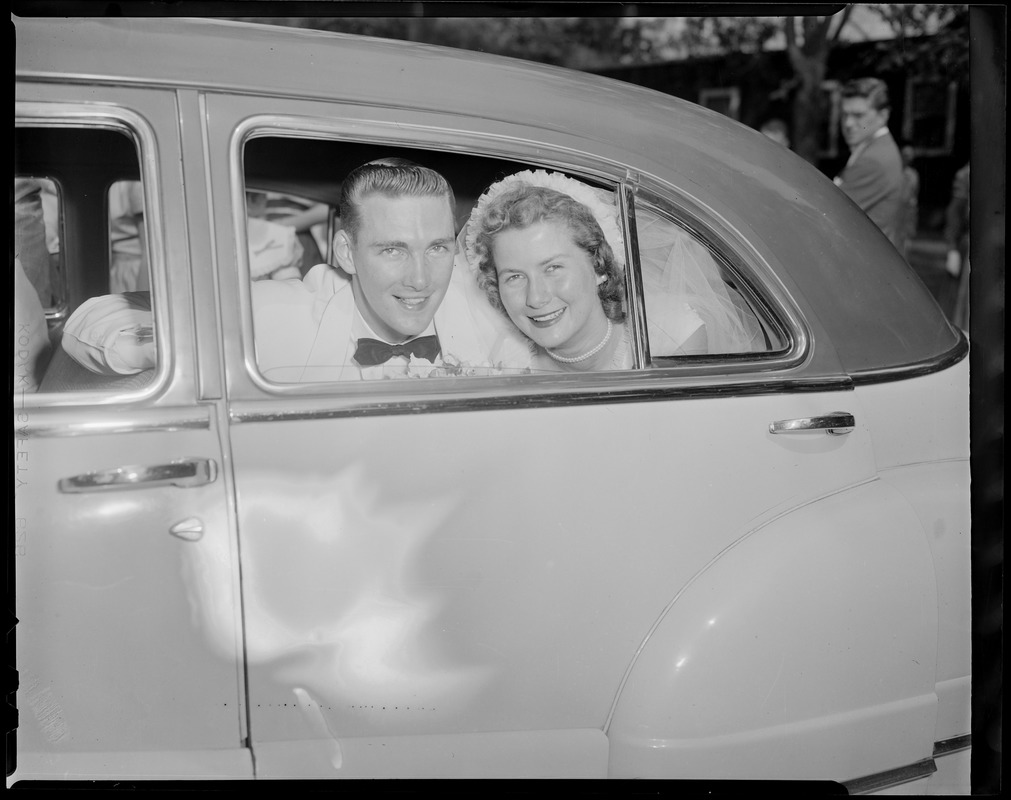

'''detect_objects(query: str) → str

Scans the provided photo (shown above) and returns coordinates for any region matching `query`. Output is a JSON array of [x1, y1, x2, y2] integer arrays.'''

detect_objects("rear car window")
[[14, 126, 156, 394]]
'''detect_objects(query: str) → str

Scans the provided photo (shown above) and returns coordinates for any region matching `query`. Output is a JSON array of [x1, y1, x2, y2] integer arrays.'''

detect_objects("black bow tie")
[[354, 334, 441, 366]]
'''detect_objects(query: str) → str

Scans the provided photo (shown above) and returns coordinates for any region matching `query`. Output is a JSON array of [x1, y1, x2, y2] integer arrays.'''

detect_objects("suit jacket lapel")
[[303, 278, 358, 380]]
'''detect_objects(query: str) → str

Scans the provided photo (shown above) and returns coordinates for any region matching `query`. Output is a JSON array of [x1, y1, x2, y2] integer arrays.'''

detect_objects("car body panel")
[[11, 421, 249, 779], [12, 78, 248, 781], [605, 479, 938, 781], [224, 389, 879, 775]]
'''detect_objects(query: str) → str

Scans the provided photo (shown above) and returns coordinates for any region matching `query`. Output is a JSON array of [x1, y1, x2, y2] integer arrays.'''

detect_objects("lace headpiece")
[[464, 170, 625, 272]]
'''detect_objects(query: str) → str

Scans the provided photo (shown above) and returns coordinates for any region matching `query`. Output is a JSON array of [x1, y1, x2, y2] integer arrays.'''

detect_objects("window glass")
[[635, 203, 781, 360], [108, 179, 149, 293], [14, 125, 156, 394], [902, 78, 957, 155], [241, 136, 783, 384], [245, 189, 330, 279]]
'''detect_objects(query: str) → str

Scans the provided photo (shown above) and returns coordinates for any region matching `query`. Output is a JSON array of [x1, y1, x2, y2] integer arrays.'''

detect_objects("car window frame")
[[14, 100, 175, 408], [622, 185, 800, 368], [218, 109, 824, 419]]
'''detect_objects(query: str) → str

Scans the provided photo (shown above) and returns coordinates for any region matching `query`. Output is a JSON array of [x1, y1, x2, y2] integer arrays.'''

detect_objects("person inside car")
[[252, 157, 530, 380], [58, 158, 531, 382], [466, 170, 762, 371], [466, 170, 636, 371]]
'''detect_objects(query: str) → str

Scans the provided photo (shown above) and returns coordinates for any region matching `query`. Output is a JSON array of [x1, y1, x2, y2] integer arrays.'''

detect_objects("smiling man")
[[833, 78, 905, 249], [251, 158, 529, 381]]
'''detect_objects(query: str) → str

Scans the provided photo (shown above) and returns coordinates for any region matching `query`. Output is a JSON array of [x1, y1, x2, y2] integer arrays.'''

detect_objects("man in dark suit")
[[833, 78, 905, 249]]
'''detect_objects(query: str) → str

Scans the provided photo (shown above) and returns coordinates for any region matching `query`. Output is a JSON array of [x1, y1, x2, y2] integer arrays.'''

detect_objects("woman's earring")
[[596, 274, 607, 286]]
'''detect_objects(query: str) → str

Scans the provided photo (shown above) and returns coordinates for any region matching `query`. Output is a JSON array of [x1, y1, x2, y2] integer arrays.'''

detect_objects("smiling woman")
[[467, 170, 634, 372]]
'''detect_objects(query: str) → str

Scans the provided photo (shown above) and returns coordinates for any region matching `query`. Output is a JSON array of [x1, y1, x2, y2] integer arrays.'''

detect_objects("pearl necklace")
[[546, 319, 613, 364]]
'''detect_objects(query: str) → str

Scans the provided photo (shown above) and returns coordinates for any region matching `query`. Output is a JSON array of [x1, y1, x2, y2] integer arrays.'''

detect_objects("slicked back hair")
[[841, 77, 891, 112], [339, 157, 456, 244]]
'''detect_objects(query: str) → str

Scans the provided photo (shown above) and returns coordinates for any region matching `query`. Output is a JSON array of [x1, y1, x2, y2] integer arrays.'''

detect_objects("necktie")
[[354, 334, 441, 366]]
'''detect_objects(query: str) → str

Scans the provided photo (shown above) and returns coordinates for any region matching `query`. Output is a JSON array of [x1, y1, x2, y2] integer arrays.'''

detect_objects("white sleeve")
[[61, 292, 155, 375]]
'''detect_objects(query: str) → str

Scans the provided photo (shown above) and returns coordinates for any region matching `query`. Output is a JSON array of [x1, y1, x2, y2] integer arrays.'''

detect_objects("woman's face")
[[491, 220, 609, 357]]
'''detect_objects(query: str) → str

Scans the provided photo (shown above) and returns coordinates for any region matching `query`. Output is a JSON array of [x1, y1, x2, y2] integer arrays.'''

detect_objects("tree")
[[679, 5, 967, 164], [235, 8, 968, 166], [233, 16, 671, 70], [679, 10, 854, 164], [783, 11, 855, 164], [856, 4, 968, 79]]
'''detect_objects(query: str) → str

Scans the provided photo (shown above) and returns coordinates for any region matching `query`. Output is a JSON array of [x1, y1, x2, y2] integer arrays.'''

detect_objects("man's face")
[[840, 96, 889, 150], [335, 193, 456, 343]]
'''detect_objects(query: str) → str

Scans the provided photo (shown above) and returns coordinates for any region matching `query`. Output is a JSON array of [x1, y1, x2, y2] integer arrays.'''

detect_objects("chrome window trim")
[[13, 405, 213, 438], [15, 101, 171, 408], [850, 333, 969, 385], [617, 178, 649, 368], [228, 374, 855, 425], [629, 185, 804, 365], [227, 112, 812, 401]]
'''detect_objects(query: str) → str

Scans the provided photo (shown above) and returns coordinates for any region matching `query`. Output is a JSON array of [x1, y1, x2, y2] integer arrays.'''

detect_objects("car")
[[12, 15, 970, 791]]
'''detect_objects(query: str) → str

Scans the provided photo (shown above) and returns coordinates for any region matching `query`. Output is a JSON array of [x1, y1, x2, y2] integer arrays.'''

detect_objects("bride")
[[464, 169, 760, 372]]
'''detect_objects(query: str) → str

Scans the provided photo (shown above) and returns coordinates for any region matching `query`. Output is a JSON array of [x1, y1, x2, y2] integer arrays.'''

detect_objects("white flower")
[[464, 170, 625, 274], [398, 353, 528, 378]]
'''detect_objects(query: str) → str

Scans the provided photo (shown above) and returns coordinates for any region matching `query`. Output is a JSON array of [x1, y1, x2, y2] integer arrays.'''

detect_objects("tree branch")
[[828, 4, 855, 44]]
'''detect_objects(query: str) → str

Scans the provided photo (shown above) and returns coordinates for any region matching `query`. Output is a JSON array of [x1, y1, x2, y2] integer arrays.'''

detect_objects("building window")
[[698, 87, 740, 120], [903, 78, 957, 156]]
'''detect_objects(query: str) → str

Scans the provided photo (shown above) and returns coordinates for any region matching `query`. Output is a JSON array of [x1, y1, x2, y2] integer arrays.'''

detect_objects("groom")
[[253, 157, 526, 381], [61, 158, 529, 381]]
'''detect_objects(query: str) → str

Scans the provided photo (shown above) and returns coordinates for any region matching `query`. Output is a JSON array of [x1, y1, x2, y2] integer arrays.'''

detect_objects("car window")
[[633, 202, 786, 361], [240, 135, 788, 384], [14, 126, 157, 394]]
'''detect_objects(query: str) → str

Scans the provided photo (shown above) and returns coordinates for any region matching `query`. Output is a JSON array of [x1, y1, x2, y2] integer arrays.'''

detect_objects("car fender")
[[606, 478, 938, 782]]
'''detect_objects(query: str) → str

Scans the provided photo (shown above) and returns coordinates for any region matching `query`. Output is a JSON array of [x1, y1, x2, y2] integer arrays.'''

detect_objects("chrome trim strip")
[[618, 180, 649, 368], [13, 407, 213, 438], [850, 333, 969, 385], [934, 734, 972, 757], [842, 757, 936, 794], [229, 375, 855, 424], [58, 457, 218, 493]]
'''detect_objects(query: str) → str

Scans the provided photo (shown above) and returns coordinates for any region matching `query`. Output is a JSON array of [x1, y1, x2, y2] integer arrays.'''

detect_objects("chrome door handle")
[[58, 457, 218, 493], [769, 412, 855, 436]]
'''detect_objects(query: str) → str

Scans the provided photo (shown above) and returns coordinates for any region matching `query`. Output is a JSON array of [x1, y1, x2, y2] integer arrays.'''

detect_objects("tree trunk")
[[785, 13, 852, 166], [791, 57, 828, 165]]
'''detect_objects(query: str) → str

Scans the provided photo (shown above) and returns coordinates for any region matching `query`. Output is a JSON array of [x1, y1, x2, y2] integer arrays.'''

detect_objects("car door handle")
[[58, 457, 218, 493], [769, 412, 855, 436]]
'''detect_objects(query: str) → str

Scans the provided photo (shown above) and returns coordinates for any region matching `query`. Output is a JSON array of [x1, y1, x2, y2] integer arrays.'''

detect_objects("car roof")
[[15, 15, 962, 376]]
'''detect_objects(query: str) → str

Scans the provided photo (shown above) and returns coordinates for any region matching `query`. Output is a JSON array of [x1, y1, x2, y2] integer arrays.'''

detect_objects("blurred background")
[[231, 4, 970, 308]]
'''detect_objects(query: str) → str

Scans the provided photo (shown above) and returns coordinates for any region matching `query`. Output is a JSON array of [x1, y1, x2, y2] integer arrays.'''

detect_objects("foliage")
[[233, 16, 672, 69], [233, 8, 968, 167], [855, 5, 968, 79], [677, 6, 967, 163]]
